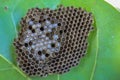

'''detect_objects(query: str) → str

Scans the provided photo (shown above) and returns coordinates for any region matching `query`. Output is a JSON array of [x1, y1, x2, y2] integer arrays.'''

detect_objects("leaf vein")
[[90, 29, 99, 80]]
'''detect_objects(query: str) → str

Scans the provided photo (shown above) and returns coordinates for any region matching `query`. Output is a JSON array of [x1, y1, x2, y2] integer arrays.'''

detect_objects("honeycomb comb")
[[13, 5, 94, 77]]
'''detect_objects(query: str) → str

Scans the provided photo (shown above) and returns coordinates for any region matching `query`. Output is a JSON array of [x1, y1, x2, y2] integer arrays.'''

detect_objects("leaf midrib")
[[90, 29, 99, 80]]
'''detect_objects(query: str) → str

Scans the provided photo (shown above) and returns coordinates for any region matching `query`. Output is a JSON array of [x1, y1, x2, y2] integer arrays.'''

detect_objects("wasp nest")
[[13, 5, 94, 77]]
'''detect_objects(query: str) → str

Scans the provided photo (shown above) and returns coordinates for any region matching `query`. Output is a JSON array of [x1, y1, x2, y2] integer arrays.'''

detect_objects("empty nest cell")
[[13, 5, 94, 77]]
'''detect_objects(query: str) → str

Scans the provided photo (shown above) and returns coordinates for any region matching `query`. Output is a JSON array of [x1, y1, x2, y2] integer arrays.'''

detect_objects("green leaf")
[[0, 0, 120, 80], [0, 55, 29, 80]]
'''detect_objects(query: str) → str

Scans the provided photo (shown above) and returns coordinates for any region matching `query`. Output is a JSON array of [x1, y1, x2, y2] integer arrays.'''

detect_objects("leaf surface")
[[0, 0, 120, 80], [0, 55, 28, 80]]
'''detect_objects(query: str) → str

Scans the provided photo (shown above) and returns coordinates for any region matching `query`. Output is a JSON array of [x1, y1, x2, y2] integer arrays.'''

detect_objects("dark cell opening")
[[61, 58, 64, 61], [58, 23, 61, 26], [36, 61, 39, 64], [29, 25, 32, 30], [24, 43, 28, 47], [51, 43, 55, 48], [59, 30, 63, 34], [23, 64, 26, 67], [40, 27, 44, 31], [39, 20, 41, 23], [52, 60, 55, 63], [38, 68, 41, 71], [34, 69, 37, 72], [80, 14, 83, 18], [26, 67, 30, 70], [33, 72, 36, 75], [47, 17, 50, 20], [54, 67, 57, 69], [29, 54, 33, 58], [38, 51, 42, 55], [22, 52, 25, 56], [49, 14, 52, 17], [56, 59, 59, 62], [29, 41, 32, 46], [64, 30, 66, 33], [19, 49, 22, 52], [45, 54, 50, 57], [32, 29, 35, 33], [43, 19, 46, 22], [46, 33, 50, 37], [31, 18, 35, 21]]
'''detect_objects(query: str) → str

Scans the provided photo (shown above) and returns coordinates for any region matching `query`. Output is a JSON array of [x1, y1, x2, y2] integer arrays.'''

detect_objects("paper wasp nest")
[[13, 5, 94, 77]]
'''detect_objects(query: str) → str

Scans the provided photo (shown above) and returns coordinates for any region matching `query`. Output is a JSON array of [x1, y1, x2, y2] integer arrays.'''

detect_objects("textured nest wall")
[[13, 5, 94, 77]]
